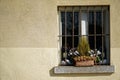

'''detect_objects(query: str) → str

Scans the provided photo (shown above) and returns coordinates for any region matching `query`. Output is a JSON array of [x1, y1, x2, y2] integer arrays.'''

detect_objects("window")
[[58, 6, 110, 66]]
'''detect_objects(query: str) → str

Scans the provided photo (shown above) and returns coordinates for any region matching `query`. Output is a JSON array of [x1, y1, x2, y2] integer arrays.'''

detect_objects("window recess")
[[58, 6, 110, 66]]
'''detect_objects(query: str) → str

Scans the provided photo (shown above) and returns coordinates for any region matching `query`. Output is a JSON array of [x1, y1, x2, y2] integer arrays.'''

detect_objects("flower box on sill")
[[75, 60, 94, 67], [74, 56, 96, 67]]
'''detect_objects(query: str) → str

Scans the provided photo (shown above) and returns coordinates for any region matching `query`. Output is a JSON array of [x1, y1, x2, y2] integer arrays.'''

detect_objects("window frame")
[[58, 6, 110, 66]]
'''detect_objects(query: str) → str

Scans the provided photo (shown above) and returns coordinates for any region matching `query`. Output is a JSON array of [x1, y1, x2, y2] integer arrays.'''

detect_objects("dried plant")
[[77, 36, 90, 56]]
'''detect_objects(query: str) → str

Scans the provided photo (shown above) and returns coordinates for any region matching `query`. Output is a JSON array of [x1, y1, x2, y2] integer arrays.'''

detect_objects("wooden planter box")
[[75, 60, 94, 67]]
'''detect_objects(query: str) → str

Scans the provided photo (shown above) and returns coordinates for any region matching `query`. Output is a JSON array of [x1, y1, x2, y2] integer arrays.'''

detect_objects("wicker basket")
[[75, 60, 94, 67]]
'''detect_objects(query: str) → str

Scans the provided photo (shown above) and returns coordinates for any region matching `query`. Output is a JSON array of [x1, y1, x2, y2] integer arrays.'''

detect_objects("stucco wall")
[[0, 0, 120, 80]]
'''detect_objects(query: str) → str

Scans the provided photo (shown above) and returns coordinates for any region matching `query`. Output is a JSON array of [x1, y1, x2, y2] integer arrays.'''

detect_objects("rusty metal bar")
[[65, 7, 67, 52], [94, 7, 96, 53], [94, 7, 97, 65], [101, 7, 104, 63], [87, 7, 89, 43], [58, 34, 109, 37], [79, 7, 81, 37], [78, 6, 82, 49], [108, 7, 110, 65], [72, 7, 74, 48]]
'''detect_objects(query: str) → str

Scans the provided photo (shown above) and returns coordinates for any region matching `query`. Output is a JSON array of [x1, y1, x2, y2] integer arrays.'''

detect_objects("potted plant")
[[74, 36, 96, 66]]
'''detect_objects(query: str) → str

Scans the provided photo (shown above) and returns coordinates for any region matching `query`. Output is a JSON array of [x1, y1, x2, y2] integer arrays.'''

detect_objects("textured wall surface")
[[0, 0, 120, 80], [0, 0, 58, 48]]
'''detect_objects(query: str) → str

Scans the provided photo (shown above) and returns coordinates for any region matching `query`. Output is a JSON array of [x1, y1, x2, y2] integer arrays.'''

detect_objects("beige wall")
[[0, 0, 120, 80]]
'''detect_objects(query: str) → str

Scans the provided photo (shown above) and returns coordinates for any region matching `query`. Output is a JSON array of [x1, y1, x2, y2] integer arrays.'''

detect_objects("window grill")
[[58, 6, 110, 65]]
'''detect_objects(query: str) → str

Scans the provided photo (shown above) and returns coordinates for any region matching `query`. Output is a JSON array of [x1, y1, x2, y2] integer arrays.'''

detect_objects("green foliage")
[[77, 36, 90, 56]]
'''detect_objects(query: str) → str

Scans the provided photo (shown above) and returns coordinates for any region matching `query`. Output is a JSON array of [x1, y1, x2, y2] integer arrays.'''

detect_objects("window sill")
[[54, 65, 114, 74]]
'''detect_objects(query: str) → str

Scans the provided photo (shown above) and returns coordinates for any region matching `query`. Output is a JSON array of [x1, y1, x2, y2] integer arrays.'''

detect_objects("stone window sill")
[[54, 65, 114, 74]]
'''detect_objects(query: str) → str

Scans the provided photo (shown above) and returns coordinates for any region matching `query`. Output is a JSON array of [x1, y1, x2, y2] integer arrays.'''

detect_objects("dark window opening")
[[59, 6, 110, 66]]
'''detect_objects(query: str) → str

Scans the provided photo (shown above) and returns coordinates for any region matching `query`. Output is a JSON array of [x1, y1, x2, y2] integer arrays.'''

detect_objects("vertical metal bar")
[[94, 7, 97, 65], [87, 7, 89, 41], [94, 7, 96, 53], [65, 7, 67, 53], [78, 7, 81, 50], [72, 7, 74, 48], [108, 6, 110, 65], [79, 7, 81, 37], [101, 7, 104, 63], [78, 7, 82, 44]]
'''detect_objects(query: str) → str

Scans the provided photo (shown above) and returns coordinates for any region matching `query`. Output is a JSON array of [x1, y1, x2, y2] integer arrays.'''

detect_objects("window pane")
[[96, 11, 102, 34], [61, 36, 72, 59], [88, 36, 95, 50], [74, 12, 79, 35], [103, 10, 110, 34], [61, 36, 73, 51], [61, 12, 65, 35], [96, 36, 102, 50], [62, 36, 65, 50], [67, 37, 72, 49], [74, 36, 79, 48], [67, 12, 73, 35], [62, 36, 79, 49], [89, 11, 94, 34], [96, 36, 103, 65], [61, 36, 65, 60], [81, 11, 88, 35], [104, 36, 110, 65]]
